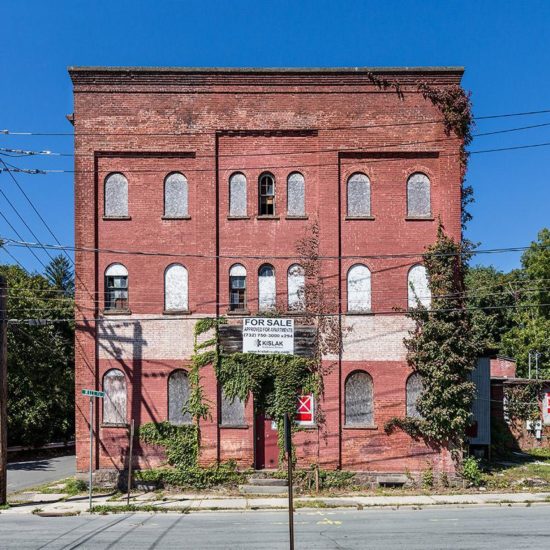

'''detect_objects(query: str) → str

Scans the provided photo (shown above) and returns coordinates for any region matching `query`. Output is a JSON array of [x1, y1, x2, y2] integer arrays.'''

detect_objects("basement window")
[[259, 173, 275, 216], [345, 371, 374, 426], [168, 370, 192, 425], [221, 390, 246, 426], [103, 369, 127, 426]]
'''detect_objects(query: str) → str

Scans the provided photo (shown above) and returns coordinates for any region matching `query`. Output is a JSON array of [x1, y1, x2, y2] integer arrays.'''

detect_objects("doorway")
[[255, 412, 279, 469]]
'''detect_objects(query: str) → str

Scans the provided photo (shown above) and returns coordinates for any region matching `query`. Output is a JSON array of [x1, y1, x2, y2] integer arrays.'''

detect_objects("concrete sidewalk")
[[2, 490, 549, 516]]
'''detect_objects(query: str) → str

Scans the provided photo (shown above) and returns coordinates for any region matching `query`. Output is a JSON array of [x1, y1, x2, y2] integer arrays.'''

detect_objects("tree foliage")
[[44, 254, 74, 296], [386, 226, 482, 451], [1, 262, 74, 446]]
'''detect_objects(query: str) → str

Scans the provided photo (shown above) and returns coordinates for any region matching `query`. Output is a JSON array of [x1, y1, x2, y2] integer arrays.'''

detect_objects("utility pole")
[[0, 276, 8, 505]]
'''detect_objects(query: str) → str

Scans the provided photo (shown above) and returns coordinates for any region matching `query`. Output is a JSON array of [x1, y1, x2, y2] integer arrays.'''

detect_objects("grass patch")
[[92, 504, 189, 515], [0, 504, 10, 511]]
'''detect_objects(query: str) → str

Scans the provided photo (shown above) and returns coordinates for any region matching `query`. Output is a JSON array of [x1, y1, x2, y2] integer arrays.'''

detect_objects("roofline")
[[68, 65, 464, 75]]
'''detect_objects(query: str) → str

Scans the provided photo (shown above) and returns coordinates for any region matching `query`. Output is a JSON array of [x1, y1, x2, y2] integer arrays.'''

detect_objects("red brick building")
[[71, 66, 465, 476]]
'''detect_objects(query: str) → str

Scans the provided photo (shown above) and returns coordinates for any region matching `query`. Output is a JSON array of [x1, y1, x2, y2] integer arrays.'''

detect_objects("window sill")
[[256, 215, 280, 220], [102, 216, 132, 221], [226, 309, 251, 316], [101, 423, 129, 429], [296, 424, 317, 430], [163, 309, 192, 315], [405, 216, 434, 221], [346, 310, 374, 316], [343, 424, 378, 430], [219, 424, 249, 429], [227, 216, 251, 220], [162, 215, 191, 220], [102, 309, 132, 316], [345, 216, 375, 221], [285, 215, 309, 220]]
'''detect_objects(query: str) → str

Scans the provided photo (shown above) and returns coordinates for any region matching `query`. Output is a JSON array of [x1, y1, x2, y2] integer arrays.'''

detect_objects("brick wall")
[[71, 67, 464, 474]]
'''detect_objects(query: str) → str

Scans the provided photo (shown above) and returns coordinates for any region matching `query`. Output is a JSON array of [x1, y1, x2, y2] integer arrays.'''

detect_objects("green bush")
[[462, 456, 483, 487], [422, 466, 434, 489], [64, 478, 88, 495]]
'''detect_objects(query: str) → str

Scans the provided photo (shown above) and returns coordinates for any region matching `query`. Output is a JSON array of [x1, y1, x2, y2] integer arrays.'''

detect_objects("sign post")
[[82, 389, 105, 512], [284, 413, 294, 550]]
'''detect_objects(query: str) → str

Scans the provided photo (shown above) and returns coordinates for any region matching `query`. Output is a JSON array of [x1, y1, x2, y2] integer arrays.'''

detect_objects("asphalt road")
[[0, 505, 549, 549], [7, 455, 76, 493]]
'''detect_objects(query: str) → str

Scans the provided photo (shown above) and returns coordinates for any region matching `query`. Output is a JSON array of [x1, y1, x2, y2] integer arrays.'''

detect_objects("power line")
[[6, 138, 550, 176], [0, 212, 48, 269], [2, 236, 545, 261], [6, 302, 550, 325], [3, 120, 550, 160], [3, 106, 550, 137]]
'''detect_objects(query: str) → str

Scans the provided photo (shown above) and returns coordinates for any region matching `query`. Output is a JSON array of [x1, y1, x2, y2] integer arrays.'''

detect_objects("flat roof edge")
[[68, 65, 464, 75]]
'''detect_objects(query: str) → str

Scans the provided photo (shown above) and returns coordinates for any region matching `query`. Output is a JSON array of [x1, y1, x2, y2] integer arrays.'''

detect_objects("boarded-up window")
[[406, 372, 424, 418], [347, 173, 371, 217], [103, 369, 127, 425], [165, 264, 188, 312], [258, 264, 276, 311], [164, 172, 188, 218], [104, 173, 128, 217], [168, 370, 192, 425], [287, 172, 305, 217], [221, 390, 246, 426], [347, 264, 371, 312], [407, 173, 431, 218], [408, 264, 431, 308], [345, 371, 374, 426], [287, 264, 305, 311], [229, 172, 247, 217]]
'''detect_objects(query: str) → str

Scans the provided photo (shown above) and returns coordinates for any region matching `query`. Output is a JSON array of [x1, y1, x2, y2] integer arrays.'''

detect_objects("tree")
[[386, 226, 482, 453], [44, 255, 74, 296], [0, 264, 74, 446]]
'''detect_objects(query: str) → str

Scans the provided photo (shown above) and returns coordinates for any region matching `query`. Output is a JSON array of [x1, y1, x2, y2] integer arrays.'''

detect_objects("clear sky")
[[1, 0, 549, 273]]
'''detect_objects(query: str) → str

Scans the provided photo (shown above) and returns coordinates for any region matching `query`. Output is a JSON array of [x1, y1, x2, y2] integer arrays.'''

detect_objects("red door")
[[255, 413, 279, 469]]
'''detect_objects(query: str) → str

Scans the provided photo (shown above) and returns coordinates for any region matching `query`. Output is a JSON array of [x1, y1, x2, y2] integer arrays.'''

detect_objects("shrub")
[[462, 456, 483, 487]]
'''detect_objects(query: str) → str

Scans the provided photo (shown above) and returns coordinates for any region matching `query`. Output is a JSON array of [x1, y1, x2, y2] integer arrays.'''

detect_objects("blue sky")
[[1, 0, 549, 273]]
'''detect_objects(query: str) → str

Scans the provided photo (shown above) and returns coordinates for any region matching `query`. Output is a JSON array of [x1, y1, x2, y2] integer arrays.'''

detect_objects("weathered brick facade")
[[70, 66, 464, 475]]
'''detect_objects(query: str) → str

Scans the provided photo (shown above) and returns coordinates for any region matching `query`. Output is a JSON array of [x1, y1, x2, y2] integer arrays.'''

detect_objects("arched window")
[[258, 264, 276, 311], [229, 264, 247, 311], [259, 173, 275, 216], [347, 173, 371, 217], [287, 264, 305, 311], [229, 172, 247, 217], [103, 369, 127, 425], [345, 371, 374, 426], [347, 264, 372, 312], [168, 370, 191, 425], [408, 264, 431, 308], [221, 389, 246, 426], [406, 372, 424, 418], [407, 172, 431, 218], [105, 263, 128, 312], [287, 172, 305, 217], [164, 172, 188, 218], [104, 173, 128, 217], [164, 264, 188, 312]]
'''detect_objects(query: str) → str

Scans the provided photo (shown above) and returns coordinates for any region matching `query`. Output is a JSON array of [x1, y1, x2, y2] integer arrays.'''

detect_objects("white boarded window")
[[287, 264, 305, 311], [407, 173, 431, 218], [229, 264, 247, 311], [168, 370, 192, 425], [164, 172, 188, 218], [345, 371, 374, 426], [165, 264, 188, 312], [406, 372, 424, 418], [104, 173, 128, 217], [258, 264, 276, 311], [347, 264, 372, 312], [103, 369, 127, 425], [221, 390, 246, 426], [408, 264, 431, 308], [229, 172, 247, 217], [287, 172, 305, 217], [347, 173, 371, 217]]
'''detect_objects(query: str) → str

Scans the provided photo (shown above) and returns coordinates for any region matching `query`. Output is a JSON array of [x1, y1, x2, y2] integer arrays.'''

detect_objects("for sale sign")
[[242, 317, 294, 355], [296, 394, 314, 425]]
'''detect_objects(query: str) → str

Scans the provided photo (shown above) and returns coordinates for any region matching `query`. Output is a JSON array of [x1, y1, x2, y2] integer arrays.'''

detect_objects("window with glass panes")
[[259, 173, 275, 216]]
